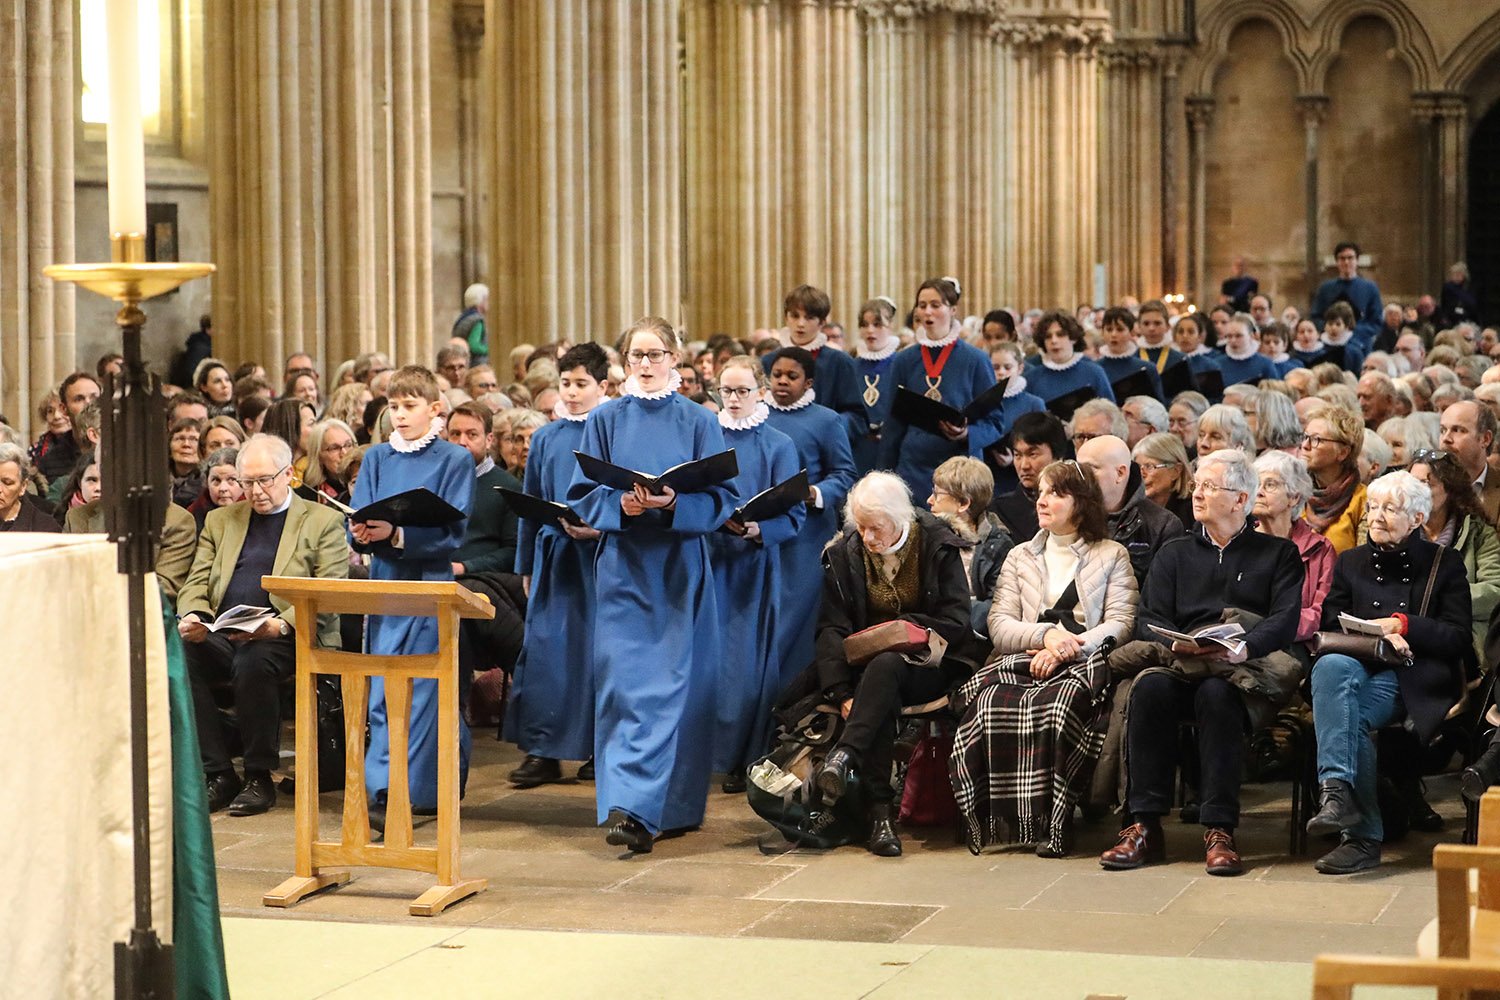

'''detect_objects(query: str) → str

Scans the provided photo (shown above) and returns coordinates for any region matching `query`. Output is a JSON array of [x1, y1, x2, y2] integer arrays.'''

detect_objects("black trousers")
[[185, 632, 297, 774], [838, 651, 950, 802], [1125, 671, 1247, 828]]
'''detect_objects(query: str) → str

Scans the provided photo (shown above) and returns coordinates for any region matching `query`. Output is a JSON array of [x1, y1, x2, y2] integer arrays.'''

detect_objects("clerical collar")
[[1099, 343, 1138, 359], [622, 369, 682, 400], [1003, 374, 1028, 398], [719, 401, 770, 431], [1223, 343, 1257, 361], [1041, 353, 1082, 372], [390, 416, 445, 453], [780, 329, 828, 353], [553, 398, 589, 422], [857, 339, 899, 361], [768, 388, 816, 412], [475, 456, 495, 477], [915, 327, 959, 349], [875, 521, 912, 555], [1322, 329, 1353, 347]]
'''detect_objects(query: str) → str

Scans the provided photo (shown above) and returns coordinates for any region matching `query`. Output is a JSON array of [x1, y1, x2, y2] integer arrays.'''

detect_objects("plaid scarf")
[[1304, 469, 1357, 534]]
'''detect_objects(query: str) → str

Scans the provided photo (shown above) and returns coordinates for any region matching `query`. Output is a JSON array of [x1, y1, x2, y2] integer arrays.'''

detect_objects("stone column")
[[1159, 48, 1184, 295], [0, 0, 74, 437], [208, 0, 434, 371], [453, 1, 487, 289], [1297, 94, 1329, 299], [1412, 92, 1468, 290], [1185, 95, 1213, 306], [1098, 42, 1162, 302]]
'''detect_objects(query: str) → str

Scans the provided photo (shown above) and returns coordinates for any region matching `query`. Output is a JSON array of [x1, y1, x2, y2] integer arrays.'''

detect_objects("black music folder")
[[497, 487, 586, 528], [891, 381, 1010, 436], [574, 449, 739, 494]]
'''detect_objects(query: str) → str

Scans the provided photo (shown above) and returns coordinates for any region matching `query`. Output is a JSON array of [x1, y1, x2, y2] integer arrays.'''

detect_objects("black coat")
[[814, 509, 974, 702], [1109, 469, 1186, 586], [1320, 534, 1471, 742], [1, 495, 62, 532], [991, 487, 1039, 542], [966, 513, 1014, 635]]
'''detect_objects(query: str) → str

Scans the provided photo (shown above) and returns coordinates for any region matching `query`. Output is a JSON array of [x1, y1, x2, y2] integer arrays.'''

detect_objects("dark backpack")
[[746, 705, 869, 850]]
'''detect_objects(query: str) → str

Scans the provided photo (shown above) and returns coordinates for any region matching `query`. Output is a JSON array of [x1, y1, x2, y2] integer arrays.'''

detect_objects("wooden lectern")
[[259, 577, 494, 916]]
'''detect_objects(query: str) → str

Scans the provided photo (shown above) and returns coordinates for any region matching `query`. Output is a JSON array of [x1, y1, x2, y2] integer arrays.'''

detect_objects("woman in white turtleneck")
[[950, 459, 1138, 858]]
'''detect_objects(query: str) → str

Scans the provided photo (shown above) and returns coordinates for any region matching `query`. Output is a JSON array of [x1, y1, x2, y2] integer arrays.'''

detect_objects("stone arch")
[[1307, 0, 1439, 93], [1444, 9, 1500, 96], [1185, 0, 1311, 96]]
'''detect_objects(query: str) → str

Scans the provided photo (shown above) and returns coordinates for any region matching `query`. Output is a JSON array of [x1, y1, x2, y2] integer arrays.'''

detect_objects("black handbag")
[[1309, 548, 1442, 670]]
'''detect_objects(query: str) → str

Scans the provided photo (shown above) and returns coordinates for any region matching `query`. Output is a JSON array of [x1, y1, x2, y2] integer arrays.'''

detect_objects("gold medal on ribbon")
[[924, 377, 943, 401], [863, 375, 881, 408]]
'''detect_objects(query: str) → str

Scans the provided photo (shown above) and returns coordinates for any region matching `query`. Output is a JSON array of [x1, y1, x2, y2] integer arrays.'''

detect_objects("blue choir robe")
[[853, 352, 898, 475], [1182, 350, 1226, 403], [353, 436, 476, 811], [1025, 356, 1117, 408], [1270, 355, 1305, 377], [507, 415, 597, 761], [1311, 275, 1384, 348], [1215, 351, 1280, 387], [1097, 352, 1165, 401], [763, 342, 867, 450], [709, 416, 805, 773], [568, 391, 739, 834], [995, 377, 1046, 439], [1138, 344, 1187, 376], [878, 340, 1006, 501], [765, 398, 856, 686]]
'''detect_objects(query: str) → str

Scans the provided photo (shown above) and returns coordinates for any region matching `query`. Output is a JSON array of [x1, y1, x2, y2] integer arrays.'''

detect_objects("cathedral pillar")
[[0, 0, 74, 436], [1296, 94, 1329, 298], [1412, 92, 1468, 290], [1185, 95, 1213, 305], [453, 1, 487, 289]]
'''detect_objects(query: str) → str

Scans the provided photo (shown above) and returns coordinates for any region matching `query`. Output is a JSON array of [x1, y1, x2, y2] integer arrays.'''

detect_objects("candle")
[[104, 0, 146, 236]]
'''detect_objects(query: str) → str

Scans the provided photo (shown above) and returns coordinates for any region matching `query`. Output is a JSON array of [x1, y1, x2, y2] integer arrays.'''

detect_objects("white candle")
[[104, 0, 146, 236]]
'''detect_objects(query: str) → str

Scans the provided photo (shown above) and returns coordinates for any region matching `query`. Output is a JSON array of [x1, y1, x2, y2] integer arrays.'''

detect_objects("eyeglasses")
[[1257, 478, 1285, 494], [626, 349, 670, 366], [1072, 431, 1101, 445], [1191, 480, 1236, 497], [720, 386, 756, 399], [1136, 461, 1176, 475], [473, 380, 498, 392], [242, 465, 289, 492], [322, 441, 354, 454], [1299, 434, 1344, 449]]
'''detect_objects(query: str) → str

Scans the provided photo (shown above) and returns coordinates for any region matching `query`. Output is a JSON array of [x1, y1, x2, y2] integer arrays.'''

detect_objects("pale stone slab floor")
[[215, 735, 1459, 998]]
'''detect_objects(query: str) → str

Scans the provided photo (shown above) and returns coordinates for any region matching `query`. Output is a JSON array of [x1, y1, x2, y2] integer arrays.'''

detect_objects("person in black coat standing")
[[1305, 470, 1471, 875]]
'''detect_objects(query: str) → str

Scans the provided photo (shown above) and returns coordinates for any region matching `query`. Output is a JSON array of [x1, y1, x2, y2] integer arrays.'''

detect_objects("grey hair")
[[1360, 428, 1393, 482], [1223, 384, 1261, 409], [1253, 449, 1314, 517], [1256, 391, 1303, 450], [1363, 353, 1399, 378], [1407, 412, 1441, 453], [844, 471, 915, 532], [0, 441, 29, 477], [1367, 470, 1432, 521], [1123, 395, 1168, 435], [237, 433, 293, 473], [1197, 448, 1257, 498], [1072, 399, 1128, 440], [1169, 390, 1210, 418], [463, 282, 490, 308], [1431, 383, 1475, 410], [200, 446, 239, 476], [1199, 404, 1255, 454], [436, 345, 470, 367]]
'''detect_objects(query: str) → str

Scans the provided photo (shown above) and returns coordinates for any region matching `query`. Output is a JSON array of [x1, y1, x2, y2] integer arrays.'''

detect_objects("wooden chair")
[[258, 577, 494, 917]]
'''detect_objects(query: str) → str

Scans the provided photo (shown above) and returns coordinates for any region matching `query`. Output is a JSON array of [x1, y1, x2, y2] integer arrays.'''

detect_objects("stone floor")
[[213, 732, 1462, 997]]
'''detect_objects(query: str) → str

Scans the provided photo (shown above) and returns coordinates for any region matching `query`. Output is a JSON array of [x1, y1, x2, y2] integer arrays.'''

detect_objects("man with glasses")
[[177, 433, 351, 817], [1310, 241, 1384, 350], [1070, 399, 1128, 452], [1439, 400, 1500, 524], [1100, 449, 1303, 877]]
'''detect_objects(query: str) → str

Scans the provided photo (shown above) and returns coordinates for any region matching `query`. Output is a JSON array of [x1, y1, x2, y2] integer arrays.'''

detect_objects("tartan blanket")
[[949, 649, 1112, 853]]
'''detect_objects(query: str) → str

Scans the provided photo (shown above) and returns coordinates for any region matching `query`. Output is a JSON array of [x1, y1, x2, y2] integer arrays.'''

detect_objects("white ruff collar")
[[1003, 374, 1028, 398], [915, 327, 959, 349], [719, 401, 770, 431], [553, 398, 589, 422], [779, 329, 828, 352], [1041, 353, 1083, 372], [622, 369, 682, 400], [390, 416, 444, 453], [1269, 352, 1291, 364], [768, 388, 816, 412], [1186, 345, 1213, 357], [1099, 343, 1138, 359], [1223, 344, 1257, 361], [858, 339, 898, 361], [1322, 329, 1353, 347]]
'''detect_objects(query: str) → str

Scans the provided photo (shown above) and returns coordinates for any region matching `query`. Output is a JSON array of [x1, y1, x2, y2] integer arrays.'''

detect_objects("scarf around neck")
[[1305, 469, 1358, 533]]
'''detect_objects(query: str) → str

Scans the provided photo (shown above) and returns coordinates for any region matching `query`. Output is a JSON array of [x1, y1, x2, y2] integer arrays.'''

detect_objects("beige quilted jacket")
[[986, 530, 1139, 660]]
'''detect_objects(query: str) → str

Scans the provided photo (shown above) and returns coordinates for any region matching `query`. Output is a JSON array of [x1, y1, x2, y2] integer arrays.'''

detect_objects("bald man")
[[1076, 434, 1185, 586]]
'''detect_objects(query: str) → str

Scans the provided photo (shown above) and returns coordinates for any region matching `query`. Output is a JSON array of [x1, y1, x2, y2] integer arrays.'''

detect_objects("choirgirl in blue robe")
[[351, 371, 475, 817], [506, 344, 611, 784], [568, 321, 739, 852], [709, 361, 806, 782], [879, 279, 1006, 501], [765, 347, 856, 687], [852, 298, 902, 476], [760, 286, 868, 453]]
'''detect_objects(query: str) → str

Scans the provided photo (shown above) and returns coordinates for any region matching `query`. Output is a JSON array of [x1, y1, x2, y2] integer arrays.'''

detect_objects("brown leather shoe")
[[1204, 827, 1243, 877], [1099, 822, 1165, 870]]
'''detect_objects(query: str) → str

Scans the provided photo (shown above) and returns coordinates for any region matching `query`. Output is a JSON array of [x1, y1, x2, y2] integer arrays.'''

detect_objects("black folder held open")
[[892, 381, 1009, 436], [574, 449, 739, 494], [1045, 387, 1094, 421], [1109, 368, 1157, 403], [339, 487, 466, 528], [725, 469, 809, 527], [1160, 360, 1194, 399], [496, 486, 586, 527]]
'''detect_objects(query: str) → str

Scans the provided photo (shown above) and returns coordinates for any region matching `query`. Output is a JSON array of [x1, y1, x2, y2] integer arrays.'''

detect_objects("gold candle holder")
[[45, 234, 215, 309]]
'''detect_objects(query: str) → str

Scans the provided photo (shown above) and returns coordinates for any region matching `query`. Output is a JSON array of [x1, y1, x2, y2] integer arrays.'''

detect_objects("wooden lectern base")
[[263, 870, 352, 908]]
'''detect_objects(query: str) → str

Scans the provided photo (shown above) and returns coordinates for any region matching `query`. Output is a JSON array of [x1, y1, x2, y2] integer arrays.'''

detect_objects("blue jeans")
[[1310, 653, 1404, 842]]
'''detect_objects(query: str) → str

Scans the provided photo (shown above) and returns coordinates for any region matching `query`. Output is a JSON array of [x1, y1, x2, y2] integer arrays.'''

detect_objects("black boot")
[[206, 769, 243, 813], [1398, 776, 1444, 832], [1463, 740, 1500, 802], [721, 769, 746, 794], [1306, 778, 1362, 837], [816, 748, 857, 805], [576, 758, 595, 782], [604, 810, 653, 854], [508, 754, 562, 788], [867, 802, 902, 857], [1315, 835, 1382, 875]]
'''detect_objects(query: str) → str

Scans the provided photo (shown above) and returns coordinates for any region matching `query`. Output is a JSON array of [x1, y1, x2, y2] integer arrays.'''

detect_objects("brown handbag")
[[843, 620, 930, 667], [1309, 547, 1442, 669]]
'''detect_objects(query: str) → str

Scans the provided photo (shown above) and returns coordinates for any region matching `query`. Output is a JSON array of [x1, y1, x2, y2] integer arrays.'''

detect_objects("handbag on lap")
[[844, 620, 938, 667]]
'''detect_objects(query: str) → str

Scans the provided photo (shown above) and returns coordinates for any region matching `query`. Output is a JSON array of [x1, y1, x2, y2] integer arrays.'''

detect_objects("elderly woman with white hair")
[[1133, 432, 1194, 528], [1256, 391, 1303, 455], [0, 442, 60, 531], [1121, 395, 1168, 449], [1376, 415, 1435, 469], [1253, 451, 1335, 643], [813, 471, 973, 858], [1195, 404, 1256, 458], [1305, 471, 1471, 875]]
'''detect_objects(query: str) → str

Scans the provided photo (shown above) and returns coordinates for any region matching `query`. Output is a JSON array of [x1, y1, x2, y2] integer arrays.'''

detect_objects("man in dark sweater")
[[1100, 448, 1303, 878], [178, 434, 350, 816], [990, 411, 1068, 541]]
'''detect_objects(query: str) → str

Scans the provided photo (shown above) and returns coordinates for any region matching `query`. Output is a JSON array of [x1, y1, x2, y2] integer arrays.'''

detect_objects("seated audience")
[[1121, 395, 1168, 449], [169, 417, 205, 508], [1359, 429, 1393, 485], [1168, 391, 1208, 459], [812, 473, 973, 858], [1408, 449, 1500, 664], [202, 416, 246, 456], [29, 392, 76, 485], [1255, 391, 1303, 456], [187, 447, 245, 531], [1253, 450, 1335, 643], [952, 460, 1136, 856], [1439, 400, 1500, 523], [177, 434, 350, 816], [1307, 471, 1470, 874], [1076, 435, 1184, 585], [1300, 405, 1367, 552], [1101, 449, 1303, 877], [927, 456, 1012, 636], [1132, 432, 1194, 528], [0, 443, 60, 531], [195, 359, 237, 417], [302, 419, 358, 502], [1196, 404, 1256, 458], [991, 412, 1068, 541]]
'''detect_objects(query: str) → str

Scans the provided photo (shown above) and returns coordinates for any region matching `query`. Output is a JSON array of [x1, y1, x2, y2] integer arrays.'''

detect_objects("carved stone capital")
[[990, 9, 1111, 51], [1185, 95, 1215, 132], [858, 0, 1007, 19], [1411, 91, 1468, 124], [1296, 94, 1330, 130], [452, 0, 484, 51], [1100, 41, 1160, 70]]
